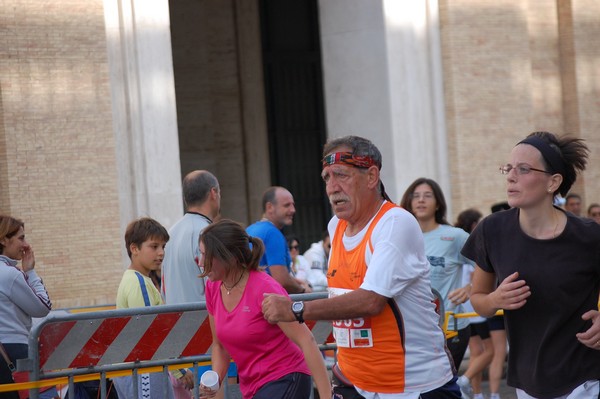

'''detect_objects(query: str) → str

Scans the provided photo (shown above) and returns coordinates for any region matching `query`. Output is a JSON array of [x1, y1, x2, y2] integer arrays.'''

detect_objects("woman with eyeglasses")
[[400, 179, 475, 378], [461, 131, 600, 399]]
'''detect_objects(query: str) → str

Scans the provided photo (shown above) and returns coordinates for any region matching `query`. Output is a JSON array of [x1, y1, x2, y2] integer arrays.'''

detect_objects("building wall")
[[2, 0, 600, 308], [170, 0, 270, 225], [440, 0, 600, 218], [572, 0, 600, 206], [0, 1, 123, 307]]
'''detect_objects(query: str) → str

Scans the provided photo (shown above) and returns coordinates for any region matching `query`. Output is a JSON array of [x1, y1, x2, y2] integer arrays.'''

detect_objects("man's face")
[[269, 188, 295, 228], [565, 197, 582, 216], [321, 148, 371, 224]]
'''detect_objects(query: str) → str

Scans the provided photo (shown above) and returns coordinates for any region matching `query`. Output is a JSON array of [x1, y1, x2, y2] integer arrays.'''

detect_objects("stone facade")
[[1, 0, 122, 307], [440, 0, 600, 216], [1, 0, 599, 307]]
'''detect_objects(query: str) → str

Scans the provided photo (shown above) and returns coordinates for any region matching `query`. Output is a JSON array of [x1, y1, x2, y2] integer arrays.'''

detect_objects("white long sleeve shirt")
[[0, 255, 52, 344]]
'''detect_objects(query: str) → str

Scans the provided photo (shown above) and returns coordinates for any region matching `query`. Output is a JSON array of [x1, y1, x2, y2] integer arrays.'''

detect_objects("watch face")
[[292, 302, 303, 312]]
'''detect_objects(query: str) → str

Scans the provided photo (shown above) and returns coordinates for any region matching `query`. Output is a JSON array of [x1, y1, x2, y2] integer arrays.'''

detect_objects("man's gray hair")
[[182, 170, 219, 209]]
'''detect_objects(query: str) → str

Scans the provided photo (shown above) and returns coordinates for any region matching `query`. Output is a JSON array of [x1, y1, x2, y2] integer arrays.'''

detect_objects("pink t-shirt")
[[205, 270, 310, 398]]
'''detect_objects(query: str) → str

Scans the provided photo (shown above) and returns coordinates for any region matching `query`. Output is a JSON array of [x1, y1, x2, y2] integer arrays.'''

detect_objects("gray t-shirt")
[[162, 213, 210, 304]]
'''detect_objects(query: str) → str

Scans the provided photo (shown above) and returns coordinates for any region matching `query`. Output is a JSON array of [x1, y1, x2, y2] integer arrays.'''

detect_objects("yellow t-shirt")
[[116, 269, 163, 309]]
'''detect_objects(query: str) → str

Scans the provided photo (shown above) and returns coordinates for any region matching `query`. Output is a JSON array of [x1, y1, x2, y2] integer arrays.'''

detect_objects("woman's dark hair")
[[199, 219, 264, 278], [523, 131, 589, 197], [400, 178, 449, 225], [455, 208, 483, 233], [286, 235, 300, 248], [0, 215, 25, 254]]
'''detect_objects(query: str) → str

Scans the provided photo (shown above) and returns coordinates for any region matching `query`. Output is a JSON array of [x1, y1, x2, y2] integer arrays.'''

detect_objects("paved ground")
[[479, 379, 517, 399], [459, 354, 517, 399]]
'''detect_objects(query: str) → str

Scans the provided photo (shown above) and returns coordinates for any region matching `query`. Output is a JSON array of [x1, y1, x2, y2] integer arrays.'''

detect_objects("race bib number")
[[329, 287, 374, 348], [332, 317, 373, 348]]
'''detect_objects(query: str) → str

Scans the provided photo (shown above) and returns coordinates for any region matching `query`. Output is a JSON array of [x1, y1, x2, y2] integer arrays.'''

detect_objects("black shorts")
[[253, 372, 312, 399], [487, 315, 505, 331], [421, 376, 462, 399], [470, 321, 491, 339]]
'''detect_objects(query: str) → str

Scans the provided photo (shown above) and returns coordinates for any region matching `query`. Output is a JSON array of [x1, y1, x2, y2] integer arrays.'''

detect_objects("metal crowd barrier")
[[0, 292, 333, 399], [0, 290, 499, 398]]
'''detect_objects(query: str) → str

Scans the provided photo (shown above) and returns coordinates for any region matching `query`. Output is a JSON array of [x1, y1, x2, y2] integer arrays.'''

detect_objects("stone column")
[[318, 0, 450, 205], [103, 0, 183, 243]]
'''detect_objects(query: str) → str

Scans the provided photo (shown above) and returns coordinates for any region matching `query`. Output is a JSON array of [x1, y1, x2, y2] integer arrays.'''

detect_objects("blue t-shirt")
[[424, 224, 474, 331], [246, 221, 291, 275]]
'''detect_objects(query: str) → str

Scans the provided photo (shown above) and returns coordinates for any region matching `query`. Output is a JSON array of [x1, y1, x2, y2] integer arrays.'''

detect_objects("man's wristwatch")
[[291, 301, 305, 324]]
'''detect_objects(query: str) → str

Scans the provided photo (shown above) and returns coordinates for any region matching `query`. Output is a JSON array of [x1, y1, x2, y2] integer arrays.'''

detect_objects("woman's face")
[[1, 227, 28, 260], [289, 240, 300, 261], [505, 144, 553, 209], [410, 183, 437, 222], [198, 241, 228, 282]]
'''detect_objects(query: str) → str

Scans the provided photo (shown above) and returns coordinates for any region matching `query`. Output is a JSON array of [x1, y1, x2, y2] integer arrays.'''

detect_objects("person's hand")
[[298, 279, 312, 293], [21, 244, 35, 272], [576, 310, 600, 350], [199, 384, 219, 398], [489, 272, 530, 311], [262, 293, 295, 323], [448, 285, 470, 306], [179, 370, 194, 390]]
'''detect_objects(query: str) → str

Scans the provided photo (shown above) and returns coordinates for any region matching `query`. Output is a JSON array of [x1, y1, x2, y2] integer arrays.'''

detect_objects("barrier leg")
[[132, 368, 139, 398], [163, 366, 170, 395], [192, 363, 199, 399], [100, 372, 107, 399], [223, 373, 229, 398], [68, 375, 75, 399]]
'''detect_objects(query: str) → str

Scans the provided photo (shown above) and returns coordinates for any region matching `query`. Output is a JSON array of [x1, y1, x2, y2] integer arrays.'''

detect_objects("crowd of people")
[[2, 131, 600, 399]]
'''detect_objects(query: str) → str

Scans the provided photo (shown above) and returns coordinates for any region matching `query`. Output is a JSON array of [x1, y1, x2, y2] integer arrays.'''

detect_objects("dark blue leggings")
[[253, 372, 312, 399]]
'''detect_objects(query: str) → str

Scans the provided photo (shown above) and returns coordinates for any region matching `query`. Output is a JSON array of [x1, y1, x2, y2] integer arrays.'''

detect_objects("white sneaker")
[[456, 375, 473, 399]]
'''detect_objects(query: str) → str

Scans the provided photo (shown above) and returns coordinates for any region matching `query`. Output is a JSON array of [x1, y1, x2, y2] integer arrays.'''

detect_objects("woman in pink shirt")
[[198, 219, 330, 399]]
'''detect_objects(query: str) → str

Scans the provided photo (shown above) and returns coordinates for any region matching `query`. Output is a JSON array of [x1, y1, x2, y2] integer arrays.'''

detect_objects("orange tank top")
[[328, 202, 407, 393]]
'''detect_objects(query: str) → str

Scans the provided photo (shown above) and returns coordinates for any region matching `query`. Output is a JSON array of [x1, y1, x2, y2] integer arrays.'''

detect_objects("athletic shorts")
[[470, 321, 491, 339], [487, 315, 505, 331]]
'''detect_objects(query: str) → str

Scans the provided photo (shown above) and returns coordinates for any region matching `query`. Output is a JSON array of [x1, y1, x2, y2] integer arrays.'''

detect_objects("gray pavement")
[[459, 354, 517, 399]]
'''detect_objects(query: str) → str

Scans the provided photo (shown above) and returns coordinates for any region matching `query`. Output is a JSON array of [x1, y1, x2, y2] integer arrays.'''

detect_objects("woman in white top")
[[0, 215, 55, 399]]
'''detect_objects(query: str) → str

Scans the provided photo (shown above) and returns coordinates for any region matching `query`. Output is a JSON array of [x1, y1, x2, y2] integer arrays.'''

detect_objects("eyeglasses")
[[289, 245, 299, 250], [499, 164, 551, 175], [410, 192, 434, 200]]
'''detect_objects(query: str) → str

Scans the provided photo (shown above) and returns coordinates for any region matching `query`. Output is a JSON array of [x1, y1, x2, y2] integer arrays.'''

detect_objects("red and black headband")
[[321, 152, 379, 169]]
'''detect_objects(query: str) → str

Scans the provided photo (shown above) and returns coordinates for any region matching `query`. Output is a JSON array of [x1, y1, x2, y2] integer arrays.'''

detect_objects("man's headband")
[[517, 136, 566, 177], [321, 151, 392, 202], [322, 152, 379, 169]]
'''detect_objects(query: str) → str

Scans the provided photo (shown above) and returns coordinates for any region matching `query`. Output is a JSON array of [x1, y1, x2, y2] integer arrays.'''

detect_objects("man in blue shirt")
[[247, 186, 309, 293]]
